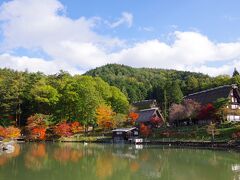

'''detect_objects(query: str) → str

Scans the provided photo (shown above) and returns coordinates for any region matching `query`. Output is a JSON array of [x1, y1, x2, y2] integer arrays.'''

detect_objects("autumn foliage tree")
[[128, 112, 139, 125], [140, 123, 151, 137], [26, 114, 49, 140], [96, 105, 116, 131], [198, 104, 215, 120], [150, 115, 162, 128], [70, 121, 84, 134], [0, 126, 6, 138], [5, 126, 21, 139], [169, 104, 185, 123], [169, 99, 201, 124], [0, 126, 21, 139], [54, 121, 72, 137], [54, 121, 84, 137]]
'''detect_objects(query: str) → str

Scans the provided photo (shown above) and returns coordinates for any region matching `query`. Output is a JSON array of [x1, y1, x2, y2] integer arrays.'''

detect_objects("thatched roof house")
[[135, 108, 164, 127], [185, 84, 240, 122], [185, 84, 240, 105]]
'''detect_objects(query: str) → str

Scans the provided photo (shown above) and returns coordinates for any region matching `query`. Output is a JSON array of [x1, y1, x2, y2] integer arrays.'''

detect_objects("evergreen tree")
[[163, 88, 168, 119], [233, 68, 240, 77], [169, 81, 183, 104]]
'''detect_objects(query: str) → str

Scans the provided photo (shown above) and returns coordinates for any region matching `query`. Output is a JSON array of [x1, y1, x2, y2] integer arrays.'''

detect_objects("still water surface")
[[0, 143, 240, 180]]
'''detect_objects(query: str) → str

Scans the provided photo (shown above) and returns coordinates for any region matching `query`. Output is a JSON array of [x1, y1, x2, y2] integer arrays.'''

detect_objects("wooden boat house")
[[112, 127, 139, 142]]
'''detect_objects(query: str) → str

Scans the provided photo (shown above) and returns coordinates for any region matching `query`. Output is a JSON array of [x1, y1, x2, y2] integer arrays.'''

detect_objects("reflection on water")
[[0, 143, 240, 180]]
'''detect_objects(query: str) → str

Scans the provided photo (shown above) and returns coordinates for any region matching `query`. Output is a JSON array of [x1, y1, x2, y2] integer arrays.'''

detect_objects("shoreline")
[[18, 138, 240, 151]]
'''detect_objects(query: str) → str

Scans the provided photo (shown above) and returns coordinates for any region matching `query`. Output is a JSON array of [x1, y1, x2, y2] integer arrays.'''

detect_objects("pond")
[[0, 143, 240, 180]]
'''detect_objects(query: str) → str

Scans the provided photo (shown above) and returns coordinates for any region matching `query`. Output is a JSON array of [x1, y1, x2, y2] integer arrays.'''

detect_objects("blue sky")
[[59, 0, 240, 42], [0, 0, 240, 75]]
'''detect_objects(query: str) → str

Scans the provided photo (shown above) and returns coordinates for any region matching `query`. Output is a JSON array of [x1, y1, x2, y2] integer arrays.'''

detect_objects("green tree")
[[232, 75, 240, 87], [233, 67, 240, 77], [109, 86, 129, 114], [186, 76, 199, 93], [169, 81, 183, 104], [31, 79, 60, 114]]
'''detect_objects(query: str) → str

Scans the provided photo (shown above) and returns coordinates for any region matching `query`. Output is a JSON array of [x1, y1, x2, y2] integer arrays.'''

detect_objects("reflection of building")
[[185, 84, 240, 122], [232, 164, 240, 172], [112, 127, 139, 142]]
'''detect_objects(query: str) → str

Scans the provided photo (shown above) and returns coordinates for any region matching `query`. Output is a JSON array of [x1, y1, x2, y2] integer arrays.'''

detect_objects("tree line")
[[0, 68, 129, 128]]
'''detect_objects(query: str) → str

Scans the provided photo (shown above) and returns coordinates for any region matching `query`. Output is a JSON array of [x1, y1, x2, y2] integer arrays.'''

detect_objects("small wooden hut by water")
[[112, 127, 139, 142]]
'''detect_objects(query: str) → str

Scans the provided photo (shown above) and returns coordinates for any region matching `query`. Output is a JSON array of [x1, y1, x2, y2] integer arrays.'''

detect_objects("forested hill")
[[85, 64, 238, 105]]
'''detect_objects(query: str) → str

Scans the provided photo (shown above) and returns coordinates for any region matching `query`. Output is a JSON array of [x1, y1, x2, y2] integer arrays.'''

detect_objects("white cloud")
[[110, 31, 240, 76], [0, 0, 124, 71], [0, 0, 240, 76], [108, 12, 133, 28], [0, 53, 83, 74], [139, 26, 154, 32]]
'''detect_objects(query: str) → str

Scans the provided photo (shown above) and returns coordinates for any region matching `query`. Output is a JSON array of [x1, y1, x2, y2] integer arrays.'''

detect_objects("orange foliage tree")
[[0, 126, 21, 139], [140, 123, 151, 137], [31, 127, 46, 140], [0, 126, 6, 138], [5, 126, 21, 139], [54, 121, 84, 137], [128, 112, 139, 125], [96, 105, 116, 130], [26, 114, 48, 140], [71, 121, 84, 134]]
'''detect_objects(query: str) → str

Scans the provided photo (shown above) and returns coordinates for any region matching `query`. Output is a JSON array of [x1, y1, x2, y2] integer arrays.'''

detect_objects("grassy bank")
[[150, 122, 240, 141]]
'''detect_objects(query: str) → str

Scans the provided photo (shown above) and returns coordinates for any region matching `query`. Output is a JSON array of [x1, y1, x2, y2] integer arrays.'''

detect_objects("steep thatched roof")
[[184, 84, 240, 105], [136, 108, 164, 123]]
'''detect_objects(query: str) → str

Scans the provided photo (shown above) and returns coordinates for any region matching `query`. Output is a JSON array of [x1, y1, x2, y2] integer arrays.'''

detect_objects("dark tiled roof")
[[136, 108, 157, 123], [184, 85, 234, 105], [132, 99, 157, 110]]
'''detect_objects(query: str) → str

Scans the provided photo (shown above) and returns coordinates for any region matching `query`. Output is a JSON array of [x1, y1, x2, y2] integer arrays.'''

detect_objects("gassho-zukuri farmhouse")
[[185, 84, 240, 122]]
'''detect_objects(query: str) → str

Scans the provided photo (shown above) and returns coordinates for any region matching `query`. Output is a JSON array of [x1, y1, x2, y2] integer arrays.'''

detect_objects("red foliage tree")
[[198, 103, 215, 120], [128, 112, 139, 125], [26, 114, 47, 140], [54, 121, 72, 137], [150, 115, 162, 127], [140, 123, 151, 137]]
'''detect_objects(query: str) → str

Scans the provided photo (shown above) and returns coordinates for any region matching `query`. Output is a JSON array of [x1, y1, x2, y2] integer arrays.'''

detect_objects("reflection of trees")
[[1, 143, 240, 180], [130, 161, 140, 172], [53, 144, 83, 163], [96, 154, 115, 179], [0, 156, 8, 166], [25, 143, 48, 171]]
